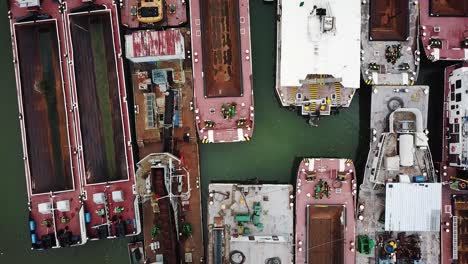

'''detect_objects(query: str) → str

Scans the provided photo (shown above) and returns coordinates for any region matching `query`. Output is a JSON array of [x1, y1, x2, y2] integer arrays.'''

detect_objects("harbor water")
[[0, 0, 452, 263]]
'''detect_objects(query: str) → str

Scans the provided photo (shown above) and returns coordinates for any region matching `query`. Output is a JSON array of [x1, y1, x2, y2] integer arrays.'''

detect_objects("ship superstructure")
[[276, 0, 360, 122], [360, 0, 421, 85], [190, 0, 254, 143], [357, 85, 440, 263], [295, 158, 357, 264], [440, 63, 468, 264], [420, 0, 467, 61], [8, 0, 86, 249], [207, 184, 294, 264], [64, 0, 140, 240]]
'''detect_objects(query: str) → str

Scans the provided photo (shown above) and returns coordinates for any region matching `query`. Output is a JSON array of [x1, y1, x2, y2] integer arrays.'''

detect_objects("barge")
[[207, 184, 294, 264], [190, 0, 254, 143], [360, 0, 421, 85], [276, 0, 360, 123], [357, 85, 440, 263], [8, 0, 86, 249], [420, 0, 468, 61], [440, 62, 468, 264], [65, 0, 140, 240], [295, 158, 357, 264]]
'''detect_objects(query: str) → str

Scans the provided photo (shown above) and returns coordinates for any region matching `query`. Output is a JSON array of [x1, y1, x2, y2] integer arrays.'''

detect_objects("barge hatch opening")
[[370, 0, 409, 41], [201, 0, 243, 98], [307, 205, 345, 264]]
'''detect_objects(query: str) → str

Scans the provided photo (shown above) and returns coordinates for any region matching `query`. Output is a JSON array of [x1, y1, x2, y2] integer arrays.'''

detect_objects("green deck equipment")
[[358, 235, 375, 255], [235, 214, 251, 223]]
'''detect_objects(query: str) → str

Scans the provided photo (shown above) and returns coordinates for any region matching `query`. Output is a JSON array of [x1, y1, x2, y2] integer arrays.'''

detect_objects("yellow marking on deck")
[[309, 83, 318, 100], [334, 82, 341, 103]]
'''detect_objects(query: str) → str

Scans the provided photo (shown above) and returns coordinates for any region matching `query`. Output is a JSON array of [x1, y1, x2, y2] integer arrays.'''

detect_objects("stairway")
[[334, 82, 341, 104]]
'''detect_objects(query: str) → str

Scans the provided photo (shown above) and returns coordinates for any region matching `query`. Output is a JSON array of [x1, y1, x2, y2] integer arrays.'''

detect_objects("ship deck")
[[120, 0, 187, 28], [361, 0, 420, 85], [420, 0, 467, 61], [370, 86, 429, 138], [190, 0, 254, 143], [207, 184, 294, 264], [9, 0, 85, 249], [65, 0, 139, 240], [295, 158, 356, 264], [275, 0, 360, 117]]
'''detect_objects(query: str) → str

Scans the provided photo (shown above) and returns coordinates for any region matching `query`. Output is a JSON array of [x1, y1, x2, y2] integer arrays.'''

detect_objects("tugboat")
[[295, 158, 357, 264], [8, 0, 86, 249], [440, 62, 468, 264], [420, 0, 468, 61], [357, 85, 440, 263], [276, 0, 360, 123], [360, 0, 421, 85], [190, 0, 254, 143]]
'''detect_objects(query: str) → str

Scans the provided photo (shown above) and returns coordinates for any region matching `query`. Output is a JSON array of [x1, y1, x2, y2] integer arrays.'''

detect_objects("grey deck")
[[360, 1, 421, 85]]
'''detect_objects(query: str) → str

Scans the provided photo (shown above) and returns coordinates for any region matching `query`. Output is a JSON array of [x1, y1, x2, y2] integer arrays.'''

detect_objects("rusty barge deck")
[[190, 0, 254, 143], [9, 0, 85, 249], [65, 0, 140, 240]]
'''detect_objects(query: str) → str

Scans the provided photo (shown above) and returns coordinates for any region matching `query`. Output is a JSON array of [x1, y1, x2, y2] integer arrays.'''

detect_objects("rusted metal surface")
[[430, 0, 467, 16], [370, 0, 409, 41], [16, 22, 72, 193], [201, 0, 242, 98], [129, 29, 184, 60], [308, 205, 345, 264], [69, 13, 127, 184]]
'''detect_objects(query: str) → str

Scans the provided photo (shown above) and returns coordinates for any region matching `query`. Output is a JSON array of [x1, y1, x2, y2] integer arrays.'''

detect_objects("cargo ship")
[[8, 0, 86, 249], [120, 0, 187, 28], [440, 62, 468, 264], [207, 184, 294, 264], [275, 0, 360, 124], [420, 0, 467, 61], [64, 0, 140, 240], [360, 0, 421, 85], [295, 158, 357, 264], [190, 0, 254, 143], [357, 85, 440, 263]]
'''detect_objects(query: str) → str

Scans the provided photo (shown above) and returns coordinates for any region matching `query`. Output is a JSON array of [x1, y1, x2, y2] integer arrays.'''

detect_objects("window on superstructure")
[[456, 93, 462, 102], [456, 79, 462, 89], [451, 84, 455, 92]]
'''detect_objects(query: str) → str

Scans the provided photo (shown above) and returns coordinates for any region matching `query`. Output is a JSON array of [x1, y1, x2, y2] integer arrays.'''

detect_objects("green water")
[[0, 1, 367, 263]]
